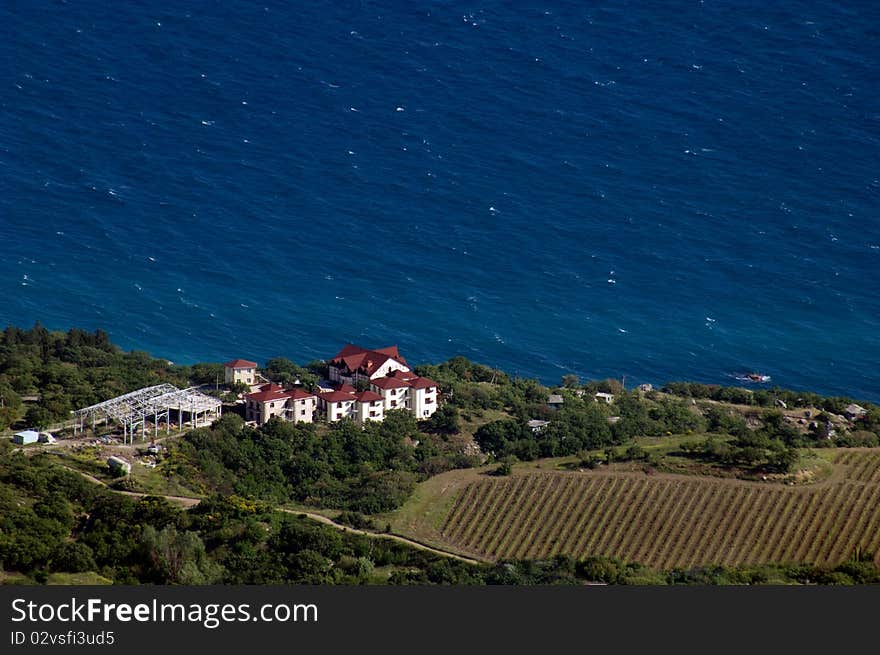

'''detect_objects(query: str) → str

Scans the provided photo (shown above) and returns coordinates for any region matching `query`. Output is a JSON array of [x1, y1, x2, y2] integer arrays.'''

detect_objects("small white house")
[[595, 392, 615, 404], [527, 419, 550, 433], [845, 404, 868, 421], [13, 430, 40, 445]]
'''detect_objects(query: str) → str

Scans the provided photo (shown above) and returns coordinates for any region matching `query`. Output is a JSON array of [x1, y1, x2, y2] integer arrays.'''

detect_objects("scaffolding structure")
[[74, 384, 222, 444]]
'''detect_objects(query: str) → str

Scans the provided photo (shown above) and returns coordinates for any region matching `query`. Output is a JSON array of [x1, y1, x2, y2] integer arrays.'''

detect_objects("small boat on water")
[[735, 372, 771, 383]]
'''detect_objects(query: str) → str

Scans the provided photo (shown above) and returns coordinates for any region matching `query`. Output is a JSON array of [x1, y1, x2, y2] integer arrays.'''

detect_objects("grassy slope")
[[378, 466, 489, 550], [46, 572, 113, 585]]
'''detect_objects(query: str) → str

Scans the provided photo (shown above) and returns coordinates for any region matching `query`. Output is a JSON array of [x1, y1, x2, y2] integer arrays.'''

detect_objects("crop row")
[[440, 457, 880, 568]]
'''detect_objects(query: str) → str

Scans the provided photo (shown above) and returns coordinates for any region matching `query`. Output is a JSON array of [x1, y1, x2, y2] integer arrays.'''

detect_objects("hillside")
[[4, 324, 880, 585], [384, 450, 880, 569]]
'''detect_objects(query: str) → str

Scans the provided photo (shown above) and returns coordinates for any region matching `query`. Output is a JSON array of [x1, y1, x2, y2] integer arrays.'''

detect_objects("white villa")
[[317, 384, 386, 424], [370, 369, 439, 419], [244, 383, 317, 425], [328, 344, 410, 384], [239, 344, 439, 426]]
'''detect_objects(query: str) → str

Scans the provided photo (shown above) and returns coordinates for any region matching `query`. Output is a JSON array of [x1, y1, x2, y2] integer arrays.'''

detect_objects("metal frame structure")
[[74, 384, 222, 444]]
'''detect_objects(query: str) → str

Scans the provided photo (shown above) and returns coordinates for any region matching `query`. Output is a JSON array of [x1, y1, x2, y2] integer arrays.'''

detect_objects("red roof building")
[[368, 371, 439, 419], [328, 344, 410, 383], [354, 390, 383, 403], [224, 358, 258, 369], [244, 384, 317, 425], [224, 358, 258, 386], [370, 376, 411, 390], [317, 390, 358, 404], [409, 376, 439, 390]]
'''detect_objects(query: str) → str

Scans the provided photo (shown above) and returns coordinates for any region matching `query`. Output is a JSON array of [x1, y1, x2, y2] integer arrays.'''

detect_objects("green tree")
[[561, 374, 580, 388], [427, 404, 460, 434], [25, 405, 53, 431], [263, 357, 318, 389], [288, 549, 335, 583], [141, 525, 223, 585], [474, 419, 523, 456], [50, 541, 97, 573]]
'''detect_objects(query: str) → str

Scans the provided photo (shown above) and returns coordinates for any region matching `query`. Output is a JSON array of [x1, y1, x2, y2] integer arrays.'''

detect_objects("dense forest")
[[174, 411, 477, 513], [0, 323, 224, 431]]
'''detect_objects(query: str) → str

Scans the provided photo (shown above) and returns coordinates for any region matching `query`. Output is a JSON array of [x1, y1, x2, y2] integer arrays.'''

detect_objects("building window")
[[370, 411, 378, 417], [426, 397, 434, 404], [424, 410, 430, 416], [391, 400, 397, 407], [270, 402, 275, 408], [335, 413, 342, 419], [301, 409, 306, 416]]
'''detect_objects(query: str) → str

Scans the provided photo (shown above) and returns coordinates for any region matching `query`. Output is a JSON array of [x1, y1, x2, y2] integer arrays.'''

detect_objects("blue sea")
[[1, 1, 878, 401]]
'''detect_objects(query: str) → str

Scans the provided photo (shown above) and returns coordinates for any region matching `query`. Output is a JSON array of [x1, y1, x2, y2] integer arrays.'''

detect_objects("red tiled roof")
[[371, 373, 438, 391], [224, 358, 257, 369], [245, 383, 315, 403], [245, 388, 294, 403], [333, 344, 401, 360], [330, 344, 408, 376], [354, 390, 383, 402], [342, 352, 391, 375], [318, 390, 356, 403], [333, 382, 357, 393], [371, 377, 411, 390]]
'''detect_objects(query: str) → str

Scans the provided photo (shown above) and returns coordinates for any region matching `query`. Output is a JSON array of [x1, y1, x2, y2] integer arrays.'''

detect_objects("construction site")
[[73, 383, 222, 444]]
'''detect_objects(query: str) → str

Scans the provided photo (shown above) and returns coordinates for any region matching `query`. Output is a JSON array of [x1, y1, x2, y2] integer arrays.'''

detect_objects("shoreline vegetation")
[[2, 322, 880, 585]]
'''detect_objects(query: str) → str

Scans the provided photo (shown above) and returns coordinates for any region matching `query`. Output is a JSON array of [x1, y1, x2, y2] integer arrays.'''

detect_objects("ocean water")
[[1, 1, 878, 400]]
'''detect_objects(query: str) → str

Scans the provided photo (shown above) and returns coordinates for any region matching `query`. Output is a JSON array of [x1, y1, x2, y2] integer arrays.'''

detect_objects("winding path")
[[60, 464, 482, 564], [278, 508, 483, 564]]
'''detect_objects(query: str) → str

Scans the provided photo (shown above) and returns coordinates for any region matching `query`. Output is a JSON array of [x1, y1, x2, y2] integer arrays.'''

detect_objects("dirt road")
[[62, 465, 482, 564]]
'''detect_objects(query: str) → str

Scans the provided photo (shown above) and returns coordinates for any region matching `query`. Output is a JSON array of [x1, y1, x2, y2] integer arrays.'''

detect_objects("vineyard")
[[434, 449, 880, 568]]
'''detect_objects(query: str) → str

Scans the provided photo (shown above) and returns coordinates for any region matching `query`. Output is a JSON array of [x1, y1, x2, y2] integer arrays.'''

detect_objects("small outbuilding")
[[527, 419, 550, 433], [547, 394, 564, 410], [595, 392, 615, 404], [845, 404, 868, 421], [13, 430, 40, 445]]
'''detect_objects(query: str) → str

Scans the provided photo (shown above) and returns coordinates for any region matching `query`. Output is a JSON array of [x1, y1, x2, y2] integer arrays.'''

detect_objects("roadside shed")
[[13, 430, 40, 445]]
